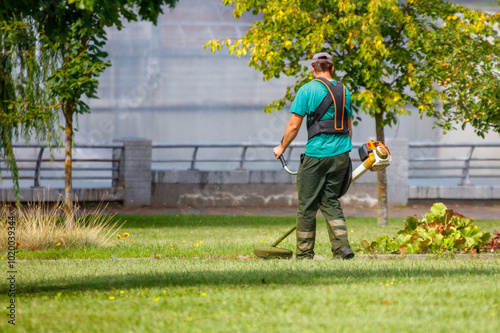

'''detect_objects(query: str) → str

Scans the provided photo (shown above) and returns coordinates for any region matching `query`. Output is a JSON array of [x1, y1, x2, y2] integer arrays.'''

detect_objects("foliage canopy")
[[0, 0, 178, 200], [207, 0, 500, 137]]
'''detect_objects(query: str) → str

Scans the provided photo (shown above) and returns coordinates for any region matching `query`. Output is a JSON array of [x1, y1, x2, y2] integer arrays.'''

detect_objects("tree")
[[0, 18, 60, 198], [1, 0, 178, 223], [206, 0, 500, 226]]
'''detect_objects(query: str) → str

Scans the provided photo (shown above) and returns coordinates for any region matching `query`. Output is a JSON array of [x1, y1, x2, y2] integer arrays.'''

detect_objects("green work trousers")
[[295, 152, 350, 259]]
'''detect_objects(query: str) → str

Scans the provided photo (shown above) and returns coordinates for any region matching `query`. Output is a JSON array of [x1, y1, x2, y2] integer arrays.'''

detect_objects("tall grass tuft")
[[0, 200, 122, 251]]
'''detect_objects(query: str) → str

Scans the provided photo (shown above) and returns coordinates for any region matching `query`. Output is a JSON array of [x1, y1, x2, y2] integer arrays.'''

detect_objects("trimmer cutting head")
[[254, 246, 293, 259]]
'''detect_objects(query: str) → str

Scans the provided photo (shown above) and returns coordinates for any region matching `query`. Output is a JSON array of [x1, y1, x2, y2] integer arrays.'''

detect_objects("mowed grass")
[[7, 258, 500, 332], [13, 214, 500, 260], [2, 214, 500, 332]]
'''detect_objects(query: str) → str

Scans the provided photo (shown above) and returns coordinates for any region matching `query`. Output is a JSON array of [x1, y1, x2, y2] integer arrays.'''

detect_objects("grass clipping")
[[1, 201, 122, 251]]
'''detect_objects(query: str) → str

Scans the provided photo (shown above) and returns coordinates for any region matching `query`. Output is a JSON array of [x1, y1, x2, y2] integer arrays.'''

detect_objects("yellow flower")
[[117, 234, 121, 239], [123, 233, 129, 238], [120, 290, 124, 294], [201, 293, 206, 296], [350, 230, 354, 233], [56, 243, 61, 246], [154, 297, 160, 302], [109, 296, 115, 300]]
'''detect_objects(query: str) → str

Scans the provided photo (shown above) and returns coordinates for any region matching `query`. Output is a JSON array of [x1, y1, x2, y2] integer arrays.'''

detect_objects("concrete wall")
[[75, 0, 500, 151]]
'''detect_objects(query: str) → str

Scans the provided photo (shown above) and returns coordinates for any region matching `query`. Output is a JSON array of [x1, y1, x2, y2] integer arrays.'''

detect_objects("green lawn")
[[13, 214, 500, 260], [2, 214, 499, 332]]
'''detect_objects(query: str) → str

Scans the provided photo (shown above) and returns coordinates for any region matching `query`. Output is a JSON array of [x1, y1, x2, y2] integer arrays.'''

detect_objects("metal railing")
[[408, 142, 500, 185], [152, 141, 500, 186], [3, 141, 499, 188], [0, 143, 123, 188], [151, 142, 364, 171]]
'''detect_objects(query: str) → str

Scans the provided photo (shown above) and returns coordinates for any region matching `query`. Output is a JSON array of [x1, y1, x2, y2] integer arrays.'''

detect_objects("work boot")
[[334, 246, 355, 260]]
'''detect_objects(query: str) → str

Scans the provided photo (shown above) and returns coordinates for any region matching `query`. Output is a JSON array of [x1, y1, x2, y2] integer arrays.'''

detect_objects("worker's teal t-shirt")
[[290, 79, 353, 158]]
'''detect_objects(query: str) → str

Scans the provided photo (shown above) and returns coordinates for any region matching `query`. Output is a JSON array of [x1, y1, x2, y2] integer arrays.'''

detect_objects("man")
[[273, 52, 355, 260]]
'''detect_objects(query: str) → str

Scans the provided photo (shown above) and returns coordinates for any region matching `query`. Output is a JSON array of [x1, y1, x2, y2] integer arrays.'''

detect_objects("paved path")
[[107, 202, 500, 220]]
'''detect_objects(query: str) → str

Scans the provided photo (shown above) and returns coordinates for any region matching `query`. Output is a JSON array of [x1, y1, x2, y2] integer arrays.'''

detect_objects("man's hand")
[[273, 113, 303, 159], [273, 144, 285, 159]]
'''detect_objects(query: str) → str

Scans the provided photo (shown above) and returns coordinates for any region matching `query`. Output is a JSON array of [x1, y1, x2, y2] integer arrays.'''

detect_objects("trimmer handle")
[[279, 155, 298, 175]]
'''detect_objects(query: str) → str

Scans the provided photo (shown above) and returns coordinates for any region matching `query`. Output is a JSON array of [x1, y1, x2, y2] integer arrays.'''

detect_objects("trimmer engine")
[[358, 141, 392, 172]]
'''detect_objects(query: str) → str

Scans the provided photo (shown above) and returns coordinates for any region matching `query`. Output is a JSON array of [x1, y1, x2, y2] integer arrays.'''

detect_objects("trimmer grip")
[[279, 155, 287, 168]]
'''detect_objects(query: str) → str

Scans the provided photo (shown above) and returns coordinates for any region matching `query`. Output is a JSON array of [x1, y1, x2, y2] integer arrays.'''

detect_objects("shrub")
[[0, 200, 122, 251], [360, 203, 491, 255], [482, 230, 500, 253]]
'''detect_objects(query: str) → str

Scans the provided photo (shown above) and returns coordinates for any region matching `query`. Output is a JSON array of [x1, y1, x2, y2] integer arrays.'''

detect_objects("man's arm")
[[273, 113, 303, 158]]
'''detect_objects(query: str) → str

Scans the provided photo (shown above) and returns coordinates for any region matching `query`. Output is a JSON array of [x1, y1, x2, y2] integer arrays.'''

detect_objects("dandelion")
[[123, 233, 130, 238], [109, 296, 115, 300], [117, 234, 121, 239], [56, 243, 61, 247], [196, 243, 199, 247], [260, 240, 264, 243], [350, 230, 354, 233], [163, 290, 167, 293], [120, 290, 124, 294], [201, 293, 206, 296], [200, 241, 203, 244], [154, 297, 160, 302], [183, 240, 186, 243]]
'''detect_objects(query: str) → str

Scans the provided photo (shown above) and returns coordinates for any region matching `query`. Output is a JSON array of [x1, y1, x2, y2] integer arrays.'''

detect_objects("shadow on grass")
[[14, 263, 496, 295]]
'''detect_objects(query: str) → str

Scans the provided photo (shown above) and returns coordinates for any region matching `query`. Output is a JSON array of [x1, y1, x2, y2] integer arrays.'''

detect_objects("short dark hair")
[[312, 62, 333, 73]]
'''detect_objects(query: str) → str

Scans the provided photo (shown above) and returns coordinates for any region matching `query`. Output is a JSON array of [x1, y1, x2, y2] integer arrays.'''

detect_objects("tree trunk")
[[375, 111, 388, 227], [63, 102, 74, 228]]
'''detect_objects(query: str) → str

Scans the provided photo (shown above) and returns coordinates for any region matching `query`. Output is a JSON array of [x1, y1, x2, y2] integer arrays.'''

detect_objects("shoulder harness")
[[307, 77, 349, 140]]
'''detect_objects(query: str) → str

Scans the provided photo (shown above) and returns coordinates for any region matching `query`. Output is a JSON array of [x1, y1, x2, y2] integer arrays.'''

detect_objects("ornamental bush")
[[360, 203, 491, 255], [482, 230, 500, 253], [0, 200, 122, 251]]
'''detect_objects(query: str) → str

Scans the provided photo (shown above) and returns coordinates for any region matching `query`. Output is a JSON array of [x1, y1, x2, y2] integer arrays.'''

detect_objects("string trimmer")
[[254, 140, 392, 259]]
